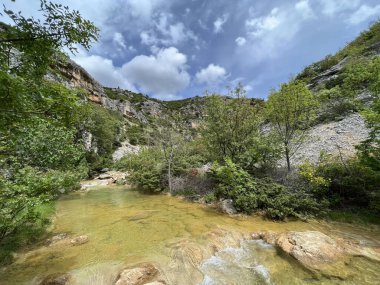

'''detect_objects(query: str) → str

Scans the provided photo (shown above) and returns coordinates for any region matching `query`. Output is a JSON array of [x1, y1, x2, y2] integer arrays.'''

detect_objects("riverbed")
[[1, 186, 379, 284]]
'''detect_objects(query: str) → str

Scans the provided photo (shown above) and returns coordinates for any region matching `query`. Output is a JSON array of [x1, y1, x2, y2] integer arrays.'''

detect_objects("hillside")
[[45, 22, 380, 167]]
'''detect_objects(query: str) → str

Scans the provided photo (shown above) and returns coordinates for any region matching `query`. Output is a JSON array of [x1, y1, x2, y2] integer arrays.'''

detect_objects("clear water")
[[1, 187, 379, 284]]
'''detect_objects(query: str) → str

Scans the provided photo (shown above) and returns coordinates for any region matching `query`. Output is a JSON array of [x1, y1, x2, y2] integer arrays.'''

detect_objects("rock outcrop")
[[252, 230, 380, 278], [288, 113, 369, 166], [114, 263, 160, 285]]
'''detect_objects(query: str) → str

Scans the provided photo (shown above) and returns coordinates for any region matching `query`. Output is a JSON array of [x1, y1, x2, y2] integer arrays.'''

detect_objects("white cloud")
[[140, 13, 197, 46], [241, 1, 316, 62], [122, 47, 190, 97], [127, 0, 167, 20], [295, 0, 314, 19], [319, 0, 360, 16], [72, 54, 135, 91], [348, 4, 380, 25], [246, 8, 280, 38], [235, 37, 247, 46], [112, 32, 126, 50], [213, 14, 229, 33], [196, 64, 227, 85]]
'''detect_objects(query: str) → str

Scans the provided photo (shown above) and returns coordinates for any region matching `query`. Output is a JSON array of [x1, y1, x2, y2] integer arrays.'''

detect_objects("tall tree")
[[201, 84, 278, 171], [202, 85, 261, 160], [155, 114, 185, 194], [266, 80, 317, 172]]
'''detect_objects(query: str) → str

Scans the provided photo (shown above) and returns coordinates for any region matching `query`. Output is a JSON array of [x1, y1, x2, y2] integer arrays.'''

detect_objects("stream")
[[1, 186, 379, 284]]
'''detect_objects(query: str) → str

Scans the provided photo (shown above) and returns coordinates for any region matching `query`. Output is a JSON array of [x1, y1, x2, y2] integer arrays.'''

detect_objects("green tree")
[[266, 80, 317, 172], [202, 84, 277, 171], [0, 0, 98, 254]]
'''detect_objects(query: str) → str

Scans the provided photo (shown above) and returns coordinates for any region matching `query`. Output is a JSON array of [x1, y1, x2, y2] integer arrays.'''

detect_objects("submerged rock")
[[114, 263, 159, 285], [70, 235, 89, 246], [46, 233, 69, 246], [40, 272, 71, 285]]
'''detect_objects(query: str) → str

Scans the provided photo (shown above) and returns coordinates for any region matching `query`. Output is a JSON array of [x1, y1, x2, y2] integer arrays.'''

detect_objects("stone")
[[98, 173, 112, 180], [218, 199, 237, 215], [40, 273, 71, 285], [114, 263, 159, 285], [144, 282, 166, 285], [112, 141, 141, 161], [275, 231, 344, 268], [70, 235, 89, 246], [46, 233, 69, 246]]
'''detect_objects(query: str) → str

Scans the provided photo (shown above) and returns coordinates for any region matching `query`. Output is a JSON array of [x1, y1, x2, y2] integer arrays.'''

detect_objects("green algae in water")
[[1, 187, 379, 285]]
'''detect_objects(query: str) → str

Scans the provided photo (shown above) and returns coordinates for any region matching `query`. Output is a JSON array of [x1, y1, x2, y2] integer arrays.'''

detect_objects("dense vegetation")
[[119, 23, 380, 223], [0, 0, 100, 263]]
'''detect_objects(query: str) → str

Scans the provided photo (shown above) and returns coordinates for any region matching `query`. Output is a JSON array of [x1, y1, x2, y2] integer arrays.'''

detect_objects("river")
[[1, 186, 379, 284]]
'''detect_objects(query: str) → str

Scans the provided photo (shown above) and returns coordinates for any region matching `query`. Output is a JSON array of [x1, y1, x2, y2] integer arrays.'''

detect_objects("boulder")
[[218, 199, 237, 215], [40, 273, 71, 285], [115, 263, 159, 285], [70, 235, 89, 246], [254, 231, 344, 268], [252, 230, 380, 278]]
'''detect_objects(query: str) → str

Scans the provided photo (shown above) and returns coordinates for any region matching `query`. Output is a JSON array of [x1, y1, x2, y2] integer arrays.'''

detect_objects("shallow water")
[[1, 187, 379, 284]]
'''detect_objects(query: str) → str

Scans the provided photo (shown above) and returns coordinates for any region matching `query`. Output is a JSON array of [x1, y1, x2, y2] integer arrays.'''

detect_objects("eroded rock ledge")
[[252, 230, 380, 278]]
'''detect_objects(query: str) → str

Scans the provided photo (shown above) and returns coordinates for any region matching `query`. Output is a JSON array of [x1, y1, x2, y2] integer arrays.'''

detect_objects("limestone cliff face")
[[53, 58, 105, 103], [289, 114, 369, 166]]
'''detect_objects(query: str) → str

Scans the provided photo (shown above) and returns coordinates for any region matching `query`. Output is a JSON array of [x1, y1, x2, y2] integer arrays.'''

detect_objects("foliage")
[[211, 159, 324, 220], [0, 0, 99, 260], [4, 118, 85, 171], [357, 97, 380, 171], [316, 86, 357, 121], [1, 0, 98, 80], [266, 80, 318, 171], [299, 156, 380, 212], [298, 160, 330, 196], [201, 84, 278, 172], [116, 147, 164, 192], [85, 102, 124, 158], [127, 124, 148, 145], [0, 167, 80, 244]]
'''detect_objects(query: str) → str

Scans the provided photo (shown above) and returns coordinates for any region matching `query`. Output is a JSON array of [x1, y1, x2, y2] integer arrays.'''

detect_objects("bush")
[[299, 156, 380, 212], [0, 167, 81, 247], [115, 147, 164, 192], [211, 159, 325, 220], [5, 118, 85, 171]]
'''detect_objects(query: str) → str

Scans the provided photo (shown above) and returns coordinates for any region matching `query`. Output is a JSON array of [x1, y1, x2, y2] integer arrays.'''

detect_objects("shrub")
[[3, 118, 85, 172], [211, 159, 325, 220], [299, 156, 380, 212], [115, 147, 164, 192], [0, 167, 81, 246]]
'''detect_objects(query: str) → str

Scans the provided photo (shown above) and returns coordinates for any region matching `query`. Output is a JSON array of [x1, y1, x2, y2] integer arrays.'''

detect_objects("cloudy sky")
[[2, 0, 380, 100]]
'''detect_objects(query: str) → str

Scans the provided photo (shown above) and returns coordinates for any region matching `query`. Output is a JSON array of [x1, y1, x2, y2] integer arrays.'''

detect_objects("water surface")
[[1, 187, 379, 284]]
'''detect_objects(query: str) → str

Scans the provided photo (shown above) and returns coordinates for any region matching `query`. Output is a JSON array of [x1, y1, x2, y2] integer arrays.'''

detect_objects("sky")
[[2, 0, 380, 100]]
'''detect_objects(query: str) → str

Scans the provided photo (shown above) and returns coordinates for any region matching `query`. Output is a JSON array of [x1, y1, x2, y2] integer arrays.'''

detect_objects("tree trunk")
[[168, 161, 172, 194], [285, 144, 291, 172]]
